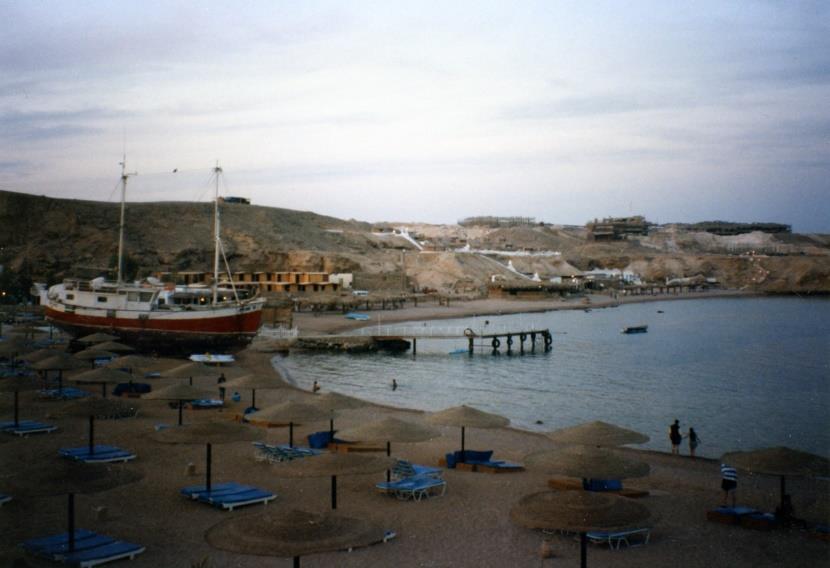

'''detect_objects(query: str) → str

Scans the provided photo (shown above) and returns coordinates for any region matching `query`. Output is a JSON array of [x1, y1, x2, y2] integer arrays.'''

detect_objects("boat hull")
[[44, 304, 262, 355]]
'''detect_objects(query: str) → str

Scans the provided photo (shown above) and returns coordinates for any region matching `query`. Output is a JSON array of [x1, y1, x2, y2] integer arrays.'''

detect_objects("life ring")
[[506, 336, 513, 347], [519, 333, 527, 342], [544, 333, 553, 347], [464, 328, 475, 338], [491, 337, 501, 349]]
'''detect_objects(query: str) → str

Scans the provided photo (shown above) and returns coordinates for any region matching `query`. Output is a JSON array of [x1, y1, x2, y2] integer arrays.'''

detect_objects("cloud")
[[0, 109, 117, 143]]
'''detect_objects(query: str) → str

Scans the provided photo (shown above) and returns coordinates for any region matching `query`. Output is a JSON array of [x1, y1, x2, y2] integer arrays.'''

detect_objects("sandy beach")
[[291, 289, 757, 335], [1, 294, 828, 568]]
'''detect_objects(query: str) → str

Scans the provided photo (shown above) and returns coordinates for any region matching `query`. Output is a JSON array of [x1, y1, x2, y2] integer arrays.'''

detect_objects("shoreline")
[[290, 288, 759, 335]]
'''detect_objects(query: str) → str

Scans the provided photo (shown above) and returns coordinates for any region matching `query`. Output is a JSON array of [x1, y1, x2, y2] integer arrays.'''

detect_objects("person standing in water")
[[688, 427, 701, 458], [391, 378, 398, 391]]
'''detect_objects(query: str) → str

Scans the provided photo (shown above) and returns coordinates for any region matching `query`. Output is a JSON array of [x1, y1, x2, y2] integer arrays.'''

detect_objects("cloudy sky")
[[2, 1, 828, 231]]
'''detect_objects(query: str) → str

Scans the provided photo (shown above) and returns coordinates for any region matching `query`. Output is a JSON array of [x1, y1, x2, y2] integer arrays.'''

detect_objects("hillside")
[[1, 190, 828, 296]]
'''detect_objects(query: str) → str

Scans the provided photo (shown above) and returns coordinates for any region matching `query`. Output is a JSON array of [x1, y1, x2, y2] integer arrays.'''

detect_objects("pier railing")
[[351, 325, 525, 338]]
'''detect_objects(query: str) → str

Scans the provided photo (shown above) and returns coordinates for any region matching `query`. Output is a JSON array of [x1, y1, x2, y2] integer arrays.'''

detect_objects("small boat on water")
[[622, 325, 648, 334], [345, 313, 370, 321]]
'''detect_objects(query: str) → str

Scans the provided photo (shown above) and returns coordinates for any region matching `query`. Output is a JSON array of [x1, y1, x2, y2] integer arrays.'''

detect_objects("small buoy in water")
[[535, 420, 544, 425]]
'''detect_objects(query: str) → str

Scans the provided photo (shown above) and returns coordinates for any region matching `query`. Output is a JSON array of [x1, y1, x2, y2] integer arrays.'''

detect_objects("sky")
[[1, 1, 829, 232]]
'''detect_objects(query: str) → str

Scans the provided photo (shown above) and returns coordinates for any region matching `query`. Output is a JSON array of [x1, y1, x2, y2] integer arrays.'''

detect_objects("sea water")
[[274, 297, 830, 459]]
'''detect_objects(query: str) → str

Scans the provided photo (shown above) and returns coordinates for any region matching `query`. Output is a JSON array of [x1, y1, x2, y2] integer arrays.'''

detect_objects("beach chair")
[[583, 478, 650, 499], [443, 450, 524, 473], [393, 459, 443, 480], [253, 441, 321, 463], [59, 445, 137, 464], [0, 493, 11, 507], [586, 528, 651, 550], [1, 419, 58, 436], [307, 430, 347, 449], [22, 529, 145, 567], [188, 399, 224, 409], [39, 387, 90, 400], [706, 505, 759, 526], [180, 481, 276, 511], [376, 476, 447, 501]]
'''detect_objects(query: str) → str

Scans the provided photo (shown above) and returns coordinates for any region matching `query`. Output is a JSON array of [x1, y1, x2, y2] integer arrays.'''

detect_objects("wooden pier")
[[345, 325, 553, 355]]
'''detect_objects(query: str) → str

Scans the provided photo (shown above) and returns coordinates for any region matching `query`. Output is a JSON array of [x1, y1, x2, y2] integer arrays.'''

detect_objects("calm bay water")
[[275, 297, 830, 459]]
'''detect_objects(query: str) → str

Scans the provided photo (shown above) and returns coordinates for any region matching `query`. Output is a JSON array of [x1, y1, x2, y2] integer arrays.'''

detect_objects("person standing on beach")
[[669, 419, 682, 454], [688, 427, 701, 458], [312, 380, 321, 393], [217, 372, 226, 401], [721, 463, 738, 506]]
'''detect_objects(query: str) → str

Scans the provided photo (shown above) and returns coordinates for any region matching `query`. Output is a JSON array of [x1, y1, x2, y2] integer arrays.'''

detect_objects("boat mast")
[[116, 155, 136, 284], [212, 162, 222, 305]]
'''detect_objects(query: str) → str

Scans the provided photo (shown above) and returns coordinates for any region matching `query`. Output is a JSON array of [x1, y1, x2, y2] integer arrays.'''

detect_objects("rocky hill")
[[1, 190, 828, 296]]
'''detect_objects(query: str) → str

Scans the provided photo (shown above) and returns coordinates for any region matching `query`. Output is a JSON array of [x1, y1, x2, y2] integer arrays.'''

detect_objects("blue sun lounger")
[[188, 399, 224, 409], [586, 527, 651, 549], [376, 476, 447, 501], [22, 529, 145, 567], [59, 445, 137, 464], [0, 493, 11, 506], [39, 387, 90, 400], [180, 482, 276, 511], [393, 460, 443, 480], [1, 420, 58, 436], [253, 441, 321, 463]]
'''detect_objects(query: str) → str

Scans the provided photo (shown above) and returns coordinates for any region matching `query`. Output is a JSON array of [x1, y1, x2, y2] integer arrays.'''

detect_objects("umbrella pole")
[[780, 475, 786, 509], [329, 418, 334, 440], [331, 475, 337, 510], [460, 426, 466, 462], [206, 443, 212, 493], [178, 400, 183, 426], [251, 389, 256, 409], [580, 532, 587, 568], [13, 389, 19, 427], [68, 493, 76, 553], [102, 383, 107, 398], [293, 556, 300, 568], [387, 441, 392, 482], [189, 376, 193, 386], [58, 369, 63, 395], [89, 415, 95, 455], [289, 422, 294, 448]]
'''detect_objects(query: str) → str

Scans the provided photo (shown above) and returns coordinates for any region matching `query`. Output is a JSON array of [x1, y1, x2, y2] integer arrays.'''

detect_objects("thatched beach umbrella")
[[32, 352, 87, 393], [221, 373, 285, 410], [525, 445, 650, 482], [426, 404, 509, 457], [73, 348, 118, 369], [56, 397, 138, 420], [270, 452, 395, 510], [91, 341, 134, 353], [71, 367, 134, 397], [548, 420, 650, 447], [5, 455, 143, 555], [337, 417, 441, 482], [511, 490, 650, 568], [152, 419, 264, 496], [206, 508, 388, 567], [306, 391, 368, 440], [77, 332, 120, 345], [721, 447, 830, 510], [247, 401, 330, 447], [143, 383, 214, 425], [19, 347, 62, 363], [0, 337, 32, 368], [106, 354, 177, 376], [0, 375, 38, 428]]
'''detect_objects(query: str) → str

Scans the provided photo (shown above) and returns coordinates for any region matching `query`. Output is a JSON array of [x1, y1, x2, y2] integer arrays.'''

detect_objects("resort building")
[[154, 271, 349, 296]]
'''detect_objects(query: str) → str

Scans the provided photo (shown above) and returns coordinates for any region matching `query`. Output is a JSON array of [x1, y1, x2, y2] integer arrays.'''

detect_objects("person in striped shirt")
[[720, 463, 738, 506]]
